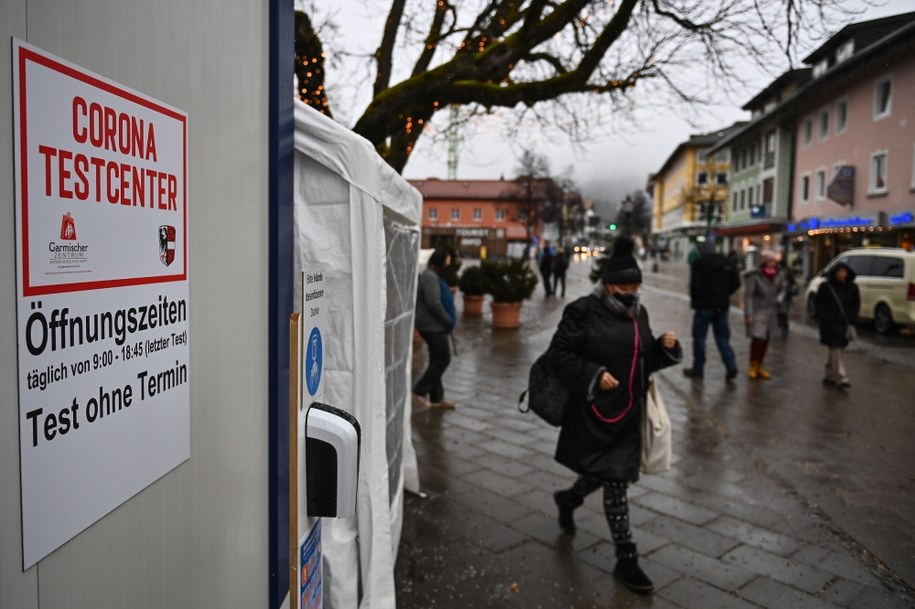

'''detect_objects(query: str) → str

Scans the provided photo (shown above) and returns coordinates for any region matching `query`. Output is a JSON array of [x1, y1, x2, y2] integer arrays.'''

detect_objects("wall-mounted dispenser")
[[305, 402, 361, 518]]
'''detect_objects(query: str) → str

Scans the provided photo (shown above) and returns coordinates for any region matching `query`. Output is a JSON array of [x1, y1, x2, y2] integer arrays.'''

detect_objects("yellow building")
[[648, 124, 745, 261]]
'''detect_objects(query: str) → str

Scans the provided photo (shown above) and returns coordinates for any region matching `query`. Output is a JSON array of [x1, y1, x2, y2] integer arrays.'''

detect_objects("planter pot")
[[490, 301, 523, 329], [462, 294, 485, 315]]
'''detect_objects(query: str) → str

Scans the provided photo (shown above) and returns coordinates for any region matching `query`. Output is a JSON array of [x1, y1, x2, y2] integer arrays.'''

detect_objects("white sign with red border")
[[13, 39, 190, 568]]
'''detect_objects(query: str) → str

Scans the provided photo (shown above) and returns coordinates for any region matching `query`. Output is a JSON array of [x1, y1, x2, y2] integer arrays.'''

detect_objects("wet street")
[[397, 257, 915, 609]]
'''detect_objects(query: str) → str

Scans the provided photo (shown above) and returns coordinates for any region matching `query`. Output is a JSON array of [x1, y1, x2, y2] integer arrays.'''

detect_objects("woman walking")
[[413, 247, 457, 409], [743, 250, 789, 379], [549, 237, 681, 595], [814, 262, 860, 389]]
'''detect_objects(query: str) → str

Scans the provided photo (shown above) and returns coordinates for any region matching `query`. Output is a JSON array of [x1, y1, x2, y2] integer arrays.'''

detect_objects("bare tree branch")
[[299, 0, 863, 172]]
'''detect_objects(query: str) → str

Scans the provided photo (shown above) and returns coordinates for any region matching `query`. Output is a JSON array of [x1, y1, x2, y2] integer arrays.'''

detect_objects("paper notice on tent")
[[302, 269, 326, 404], [12, 40, 189, 568]]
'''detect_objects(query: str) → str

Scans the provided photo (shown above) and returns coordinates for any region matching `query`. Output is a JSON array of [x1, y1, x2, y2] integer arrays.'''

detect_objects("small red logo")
[[159, 225, 176, 267], [60, 213, 76, 240]]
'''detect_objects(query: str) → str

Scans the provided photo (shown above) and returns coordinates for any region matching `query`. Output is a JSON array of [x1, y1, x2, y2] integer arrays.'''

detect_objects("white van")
[[805, 248, 915, 334]]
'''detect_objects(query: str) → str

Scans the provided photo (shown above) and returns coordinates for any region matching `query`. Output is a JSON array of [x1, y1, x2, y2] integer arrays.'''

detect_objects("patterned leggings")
[[569, 476, 632, 544]]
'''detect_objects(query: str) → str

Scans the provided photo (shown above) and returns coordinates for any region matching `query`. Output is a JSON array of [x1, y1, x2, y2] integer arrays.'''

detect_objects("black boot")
[[553, 490, 582, 534], [613, 542, 654, 594]]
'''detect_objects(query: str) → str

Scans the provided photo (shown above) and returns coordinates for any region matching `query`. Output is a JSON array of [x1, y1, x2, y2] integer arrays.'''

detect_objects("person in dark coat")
[[553, 246, 569, 297], [814, 262, 860, 389], [548, 236, 682, 595], [539, 241, 555, 296], [683, 241, 741, 381], [412, 247, 457, 409]]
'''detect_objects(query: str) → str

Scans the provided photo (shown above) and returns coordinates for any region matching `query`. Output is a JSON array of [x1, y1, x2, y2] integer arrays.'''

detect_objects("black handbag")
[[518, 350, 569, 426]]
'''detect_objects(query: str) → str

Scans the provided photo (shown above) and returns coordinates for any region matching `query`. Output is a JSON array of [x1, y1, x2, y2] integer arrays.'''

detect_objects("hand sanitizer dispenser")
[[305, 402, 361, 518]]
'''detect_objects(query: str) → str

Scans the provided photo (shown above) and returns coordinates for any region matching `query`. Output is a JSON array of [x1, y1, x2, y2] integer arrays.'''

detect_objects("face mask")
[[613, 292, 640, 308]]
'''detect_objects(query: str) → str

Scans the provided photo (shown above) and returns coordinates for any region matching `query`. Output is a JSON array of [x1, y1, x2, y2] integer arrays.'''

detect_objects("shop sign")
[[827, 166, 855, 206]]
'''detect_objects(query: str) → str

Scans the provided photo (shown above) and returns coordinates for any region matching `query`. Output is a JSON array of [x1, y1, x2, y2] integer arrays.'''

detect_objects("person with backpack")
[[548, 237, 682, 595], [412, 247, 457, 409]]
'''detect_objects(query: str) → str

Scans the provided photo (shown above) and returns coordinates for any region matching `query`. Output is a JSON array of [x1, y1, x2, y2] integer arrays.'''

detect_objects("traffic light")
[[608, 223, 617, 231]]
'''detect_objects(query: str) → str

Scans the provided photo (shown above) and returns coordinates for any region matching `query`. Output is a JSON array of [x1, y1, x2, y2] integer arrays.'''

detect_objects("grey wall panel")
[[1, 1, 273, 607], [0, 1, 36, 607]]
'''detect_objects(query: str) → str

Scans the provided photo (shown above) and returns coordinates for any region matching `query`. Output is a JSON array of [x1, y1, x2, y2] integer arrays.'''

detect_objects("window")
[[813, 59, 829, 78], [748, 187, 754, 207], [473, 208, 482, 220], [732, 192, 738, 212], [763, 178, 774, 204], [871, 257, 904, 278], [451, 208, 460, 220], [429, 208, 438, 220], [819, 108, 829, 140], [765, 131, 776, 168], [696, 171, 708, 185], [843, 255, 874, 277], [495, 208, 505, 221], [816, 169, 826, 200], [836, 40, 854, 63], [836, 99, 848, 133], [874, 75, 892, 119], [801, 174, 811, 204], [740, 190, 746, 210], [803, 118, 813, 145], [716, 172, 728, 185], [870, 150, 888, 194]]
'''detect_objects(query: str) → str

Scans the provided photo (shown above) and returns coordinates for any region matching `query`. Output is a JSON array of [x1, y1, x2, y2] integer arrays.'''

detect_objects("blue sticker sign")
[[305, 327, 323, 397]]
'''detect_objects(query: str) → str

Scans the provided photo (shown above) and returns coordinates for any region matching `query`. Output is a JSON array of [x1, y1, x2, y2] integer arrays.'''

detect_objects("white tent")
[[292, 101, 422, 609]]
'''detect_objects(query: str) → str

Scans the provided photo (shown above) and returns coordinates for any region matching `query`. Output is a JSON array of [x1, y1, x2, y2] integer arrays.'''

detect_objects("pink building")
[[786, 12, 915, 274]]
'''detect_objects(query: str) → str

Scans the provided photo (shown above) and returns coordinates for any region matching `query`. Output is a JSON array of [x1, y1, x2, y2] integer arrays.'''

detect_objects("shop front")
[[787, 212, 915, 281]]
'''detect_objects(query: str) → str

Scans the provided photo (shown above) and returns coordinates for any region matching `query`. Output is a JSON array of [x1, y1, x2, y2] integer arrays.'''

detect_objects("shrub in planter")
[[480, 258, 538, 303], [458, 266, 485, 296]]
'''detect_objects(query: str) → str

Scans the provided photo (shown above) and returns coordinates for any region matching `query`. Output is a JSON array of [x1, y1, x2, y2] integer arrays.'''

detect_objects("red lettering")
[[131, 165, 145, 207], [120, 163, 132, 205], [146, 124, 158, 162], [38, 145, 57, 196], [58, 149, 73, 199], [74, 154, 89, 200], [72, 97, 88, 144], [89, 157, 105, 202], [88, 103, 103, 147], [168, 175, 177, 210], [157, 172, 167, 208], [106, 161, 119, 204], [104, 107, 117, 152]]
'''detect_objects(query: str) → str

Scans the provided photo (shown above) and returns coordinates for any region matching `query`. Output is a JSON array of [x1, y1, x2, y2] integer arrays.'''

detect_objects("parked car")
[[805, 247, 915, 334]]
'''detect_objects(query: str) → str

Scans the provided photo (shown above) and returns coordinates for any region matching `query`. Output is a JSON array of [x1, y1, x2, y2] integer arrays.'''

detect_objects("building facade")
[[787, 13, 915, 277], [410, 177, 577, 258], [649, 126, 743, 261], [711, 70, 811, 267]]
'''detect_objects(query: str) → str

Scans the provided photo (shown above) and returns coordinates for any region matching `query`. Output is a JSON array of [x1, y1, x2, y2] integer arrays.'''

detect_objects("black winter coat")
[[689, 252, 741, 311], [548, 289, 682, 482], [814, 263, 861, 348]]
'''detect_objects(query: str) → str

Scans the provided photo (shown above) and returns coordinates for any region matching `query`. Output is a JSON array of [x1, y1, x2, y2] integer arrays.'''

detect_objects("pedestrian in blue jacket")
[[413, 247, 457, 409]]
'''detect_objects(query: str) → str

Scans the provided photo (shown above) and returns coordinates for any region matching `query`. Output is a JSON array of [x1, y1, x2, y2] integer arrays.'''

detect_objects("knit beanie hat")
[[428, 247, 449, 270], [601, 236, 642, 285]]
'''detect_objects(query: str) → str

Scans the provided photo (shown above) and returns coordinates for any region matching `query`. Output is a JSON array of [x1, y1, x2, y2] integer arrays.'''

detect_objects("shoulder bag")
[[640, 376, 671, 474], [826, 283, 857, 342]]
